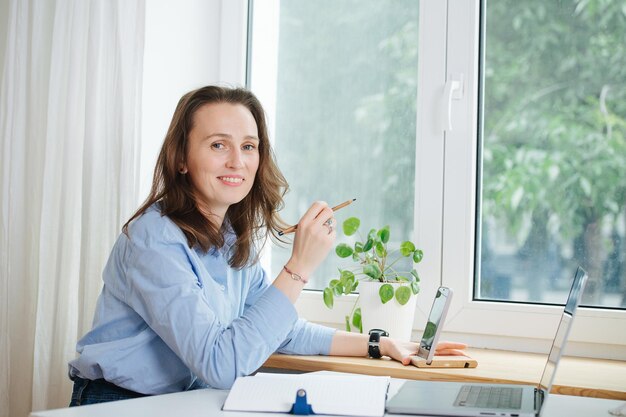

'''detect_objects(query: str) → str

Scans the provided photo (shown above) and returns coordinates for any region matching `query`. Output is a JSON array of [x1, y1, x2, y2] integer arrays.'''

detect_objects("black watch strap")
[[368, 329, 389, 359]]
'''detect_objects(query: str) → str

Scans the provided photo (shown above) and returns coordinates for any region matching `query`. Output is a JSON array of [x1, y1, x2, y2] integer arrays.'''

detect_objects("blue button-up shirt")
[[68, 205, 335, 394]]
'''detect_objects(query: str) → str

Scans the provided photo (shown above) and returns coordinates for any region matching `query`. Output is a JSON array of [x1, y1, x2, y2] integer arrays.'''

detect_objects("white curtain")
[[0, 1, 145, 415]]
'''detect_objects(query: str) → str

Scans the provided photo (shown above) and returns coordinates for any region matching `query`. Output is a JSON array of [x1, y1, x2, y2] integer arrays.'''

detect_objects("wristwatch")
[[368, 329, 389, 359]]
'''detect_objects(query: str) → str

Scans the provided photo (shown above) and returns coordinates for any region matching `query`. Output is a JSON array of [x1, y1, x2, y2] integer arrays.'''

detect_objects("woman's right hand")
[[285, 201, 337, 280]]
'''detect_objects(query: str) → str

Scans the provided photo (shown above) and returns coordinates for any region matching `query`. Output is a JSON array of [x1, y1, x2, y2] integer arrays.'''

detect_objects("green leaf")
[[367, 229, 378, 242], [411, 269, 421, 282], [332, 283, 344, 296], [410, 281, 420, 295], [375, 242, 386, 258], [396, 275, 410, 282], [323, 288, 334, 308], [344, 315, 351, 332], [340, 270, 355, 282], [352, 307, 362, 333], [379, 284, 394, 303], [352, 280, 359, 291], [335, 243, 353, 258], [378, 226, 390, 243], [363, 238, 374, 252], [400, 241, 416, 256], [340, 271, 355, 295], [395, 285, 412, 305], [354, 241, 364, 253], [413, 249, 424, 263], [364, 264, 382, 280], [342, 217, 360, 236], [329, 279, 339, 287]]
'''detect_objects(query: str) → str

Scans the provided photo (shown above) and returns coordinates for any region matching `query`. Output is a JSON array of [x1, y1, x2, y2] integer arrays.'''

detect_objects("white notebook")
[[222, 372, 390, 417]]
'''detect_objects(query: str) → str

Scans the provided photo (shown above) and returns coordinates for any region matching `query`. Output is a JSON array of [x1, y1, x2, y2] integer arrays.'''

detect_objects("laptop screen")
[[537, 267, 588, 394]]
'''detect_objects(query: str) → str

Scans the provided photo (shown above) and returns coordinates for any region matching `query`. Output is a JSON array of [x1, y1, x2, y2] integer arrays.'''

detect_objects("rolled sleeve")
[[277, 318, 336, 355]]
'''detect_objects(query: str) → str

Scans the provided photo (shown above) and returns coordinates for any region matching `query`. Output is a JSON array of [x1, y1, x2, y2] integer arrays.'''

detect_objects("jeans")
[[69, 376, 148, 406]]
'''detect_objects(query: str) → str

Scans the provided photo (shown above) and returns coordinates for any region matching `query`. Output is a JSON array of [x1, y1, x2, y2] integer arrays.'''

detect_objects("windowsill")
[[262, 348, 626, 400], [293, 291, 626, 359]]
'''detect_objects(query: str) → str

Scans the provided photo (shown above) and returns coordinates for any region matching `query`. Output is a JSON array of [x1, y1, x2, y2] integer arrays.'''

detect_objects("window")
[[442, 0, 625, 355], [249, 0, 421, 290], [478, 0, 626, 309], [248, 0, 626, 357]]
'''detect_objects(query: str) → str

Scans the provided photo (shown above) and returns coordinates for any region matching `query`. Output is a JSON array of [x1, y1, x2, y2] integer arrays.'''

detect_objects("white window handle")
[[443, 73, 464, 132]]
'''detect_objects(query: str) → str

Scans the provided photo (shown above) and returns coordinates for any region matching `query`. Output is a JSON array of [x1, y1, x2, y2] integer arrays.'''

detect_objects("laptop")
[[386, 266, 588, 417]]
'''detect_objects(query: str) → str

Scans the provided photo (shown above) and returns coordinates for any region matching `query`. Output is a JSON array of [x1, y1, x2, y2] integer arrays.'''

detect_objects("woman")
[[68, 85, 465, 406]]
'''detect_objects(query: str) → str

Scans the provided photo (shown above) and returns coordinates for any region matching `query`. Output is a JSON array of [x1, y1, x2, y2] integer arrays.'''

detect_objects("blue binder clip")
[[290, 388, 314, 415]]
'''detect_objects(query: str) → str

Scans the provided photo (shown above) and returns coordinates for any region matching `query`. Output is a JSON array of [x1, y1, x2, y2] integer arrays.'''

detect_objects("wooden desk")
[[263, 348, 626, 400]]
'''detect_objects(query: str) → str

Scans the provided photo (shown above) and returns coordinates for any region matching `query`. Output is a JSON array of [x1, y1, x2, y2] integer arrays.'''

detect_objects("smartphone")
[[415, 286, 453, 364]]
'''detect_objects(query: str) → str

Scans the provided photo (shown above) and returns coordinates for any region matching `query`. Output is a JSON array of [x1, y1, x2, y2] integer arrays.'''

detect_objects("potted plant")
[[322, 216, 423, 341]]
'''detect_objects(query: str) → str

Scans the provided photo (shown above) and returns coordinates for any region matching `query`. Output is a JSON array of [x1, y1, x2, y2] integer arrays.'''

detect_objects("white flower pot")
[[358, 280, 417, 342]]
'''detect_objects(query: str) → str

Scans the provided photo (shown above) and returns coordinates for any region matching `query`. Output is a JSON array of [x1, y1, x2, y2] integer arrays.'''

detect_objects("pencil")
[[278, 198, 356, 236]]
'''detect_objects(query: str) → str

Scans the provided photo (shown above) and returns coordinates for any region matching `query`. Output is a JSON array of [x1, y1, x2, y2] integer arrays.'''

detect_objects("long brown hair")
[[124, 85, 289, 268]]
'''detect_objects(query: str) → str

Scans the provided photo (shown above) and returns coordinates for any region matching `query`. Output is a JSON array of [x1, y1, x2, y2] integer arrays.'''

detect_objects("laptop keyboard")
[[454, 385, 523, 409]]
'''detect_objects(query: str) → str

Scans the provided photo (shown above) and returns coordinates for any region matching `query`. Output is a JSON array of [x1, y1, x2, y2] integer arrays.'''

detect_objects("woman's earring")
[[179, 166, 187, 174]]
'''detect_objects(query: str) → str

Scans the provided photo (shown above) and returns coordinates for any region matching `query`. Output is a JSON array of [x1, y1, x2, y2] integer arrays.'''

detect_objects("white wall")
[[140, 0, 247, 200]]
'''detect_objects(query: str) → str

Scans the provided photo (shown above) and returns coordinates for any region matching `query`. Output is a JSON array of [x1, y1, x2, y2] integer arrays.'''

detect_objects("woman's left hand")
[[382, 338, 468, 365]]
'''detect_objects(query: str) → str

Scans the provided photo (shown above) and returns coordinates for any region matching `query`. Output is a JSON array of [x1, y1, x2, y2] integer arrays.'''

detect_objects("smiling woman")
[[125, 86, 288, 267]]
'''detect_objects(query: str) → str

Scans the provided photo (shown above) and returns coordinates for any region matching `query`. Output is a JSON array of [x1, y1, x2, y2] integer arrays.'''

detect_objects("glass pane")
[[478, 0, 626, 308], [252, 0, 420, 289]]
